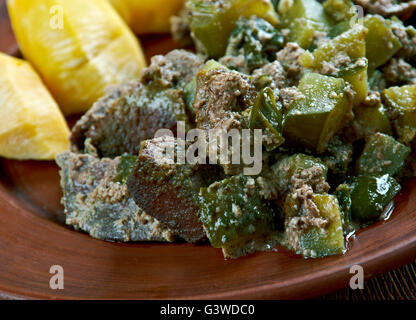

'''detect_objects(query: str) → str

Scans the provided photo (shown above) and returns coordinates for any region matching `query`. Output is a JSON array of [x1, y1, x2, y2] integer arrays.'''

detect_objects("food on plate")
[[0, 53, 69, 160], [108, 0, 185, 34], [7, 0, 147, 115], [49, 0, 416, 259]]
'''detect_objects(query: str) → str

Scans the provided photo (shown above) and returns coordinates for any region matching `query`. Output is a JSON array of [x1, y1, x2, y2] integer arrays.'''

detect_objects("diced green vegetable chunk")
[[323, 0, 354, 22], [357, 133, 410, 176], [282, 0, 333, 49], [199, 175, 276, 252], [382, 84, 416, 145], [283, 73, 350, 153], [299, 25, 367, 71], [271, 153, 328, 194], [187, 0, 279, 58], [249, 88, 285, 151], [322, 136, 353, 183], [299, 194, 345, 257], [353, 104, 392, 139], [364, 15, 402, 72], [335, 58, 368, 105], [350, 174, 401, 222], [225, 17, 284, 72]]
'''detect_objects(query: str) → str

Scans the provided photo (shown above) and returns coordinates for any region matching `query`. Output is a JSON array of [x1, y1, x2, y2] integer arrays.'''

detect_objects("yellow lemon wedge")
[[108, 0, 185, 34], [7, 0, 147, 115], [0, 53, 70, 160]]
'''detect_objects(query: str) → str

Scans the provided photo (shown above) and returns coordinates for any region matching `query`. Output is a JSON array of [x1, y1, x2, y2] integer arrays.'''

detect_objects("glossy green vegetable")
[[249, 88, 285, 151], [299, 194, 345, 257], [322, 136, 353, 182], [334, 183, 353, 232], [225, 17, 284, 72], [199, 175, 276, 256], [283, 73, 350, 153], [353, 104, 392, 140], [187, 0, 279, 58], [350, 174, 401, 222], [364, 15, 402, 72], [271, 153, 328, 194], [280, 0, 333, 49], [382, 84, 416, 146], [357, 133, 410, 177]]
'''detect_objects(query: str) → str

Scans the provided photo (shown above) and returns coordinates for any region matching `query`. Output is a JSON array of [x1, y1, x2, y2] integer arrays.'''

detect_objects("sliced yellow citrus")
[[7, 0, 147, 115], [108, 0, 185, 34], [0, 53, 70, 160]]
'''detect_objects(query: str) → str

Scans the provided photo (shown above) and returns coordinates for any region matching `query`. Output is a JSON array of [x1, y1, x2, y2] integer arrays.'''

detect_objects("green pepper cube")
[[323, 0, 354, 22], [353, 104, 392, 139], [199, 175, 276, 258], [382, 84, 416, 146], [364, 15, 402, 72], [187, 0, 279, 58], [283, 73, 350, 153], [272, 153, 328, 194], [299, 25, 367, 70], [350, 174, 401, 222], [357, 133, 410, 177], [249, 88, 285, 151], [281, 0, 333, 49], [335, 58, 368, 105], [299, 194, 345, 258], [113, 154, 138, 184]]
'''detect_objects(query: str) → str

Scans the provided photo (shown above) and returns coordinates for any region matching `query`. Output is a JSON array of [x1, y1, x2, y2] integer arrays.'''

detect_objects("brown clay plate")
[[1, 2, 416, 300]]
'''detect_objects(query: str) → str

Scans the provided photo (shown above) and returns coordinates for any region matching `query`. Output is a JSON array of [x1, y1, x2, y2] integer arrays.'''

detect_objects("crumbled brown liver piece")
[[141, 49, 203, 89], [382, 58, 416, 86], [275, 42, 306, 84], [252, 60, 287, 90], [194, 67, 256, 131], [353, 0, 416, 19], [127, 135, 210, 243], [56, 151, 174, 242]]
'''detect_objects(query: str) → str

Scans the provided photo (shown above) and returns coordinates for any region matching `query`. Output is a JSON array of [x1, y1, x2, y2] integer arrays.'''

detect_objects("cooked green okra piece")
[[199, 174, 277, 259], [186, 0, 279, 58], [223, 17, 284, 72], [298, 194, 346, 258], [357, 133, 411, 177], [364, 15, 402, 72], [283, 73, 350, 153], [280, 0, 333, 49], [271, 153, 329, 195], [249, 88, 285, 151], [352, 104, 392, 140], [350, 174, 401, 222], [323, 0, 354, 23], [382, 84, 416, 146]]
